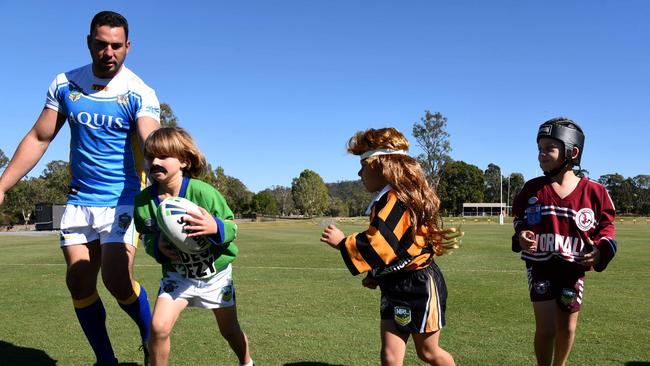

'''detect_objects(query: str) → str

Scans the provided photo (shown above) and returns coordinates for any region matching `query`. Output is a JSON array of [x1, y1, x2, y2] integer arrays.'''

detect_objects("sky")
[[1, 1, 648, 193]]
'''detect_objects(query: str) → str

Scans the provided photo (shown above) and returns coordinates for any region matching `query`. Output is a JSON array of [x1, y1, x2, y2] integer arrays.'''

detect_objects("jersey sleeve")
[[44, 76, 64, 113], [198, 185, 237, 246], [339, 192, 409, 275], [592, 186, 617, 272], [135, 86, 160, 122]]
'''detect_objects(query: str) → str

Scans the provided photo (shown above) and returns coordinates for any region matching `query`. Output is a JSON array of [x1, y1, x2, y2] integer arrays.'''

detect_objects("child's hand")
[[320, 224, 345, 249], [184, 207, 218, 237], [581, 237, 601, 267], [519, 230, 537, 251], [158, 236, 181, 262], [361, 274, 379, 290]]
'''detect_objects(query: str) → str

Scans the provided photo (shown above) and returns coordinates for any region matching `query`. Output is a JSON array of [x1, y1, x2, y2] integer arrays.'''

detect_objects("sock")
[[240, 360, 254, 366], [73, 292, 116, 365], [117, 281, 152, 343]]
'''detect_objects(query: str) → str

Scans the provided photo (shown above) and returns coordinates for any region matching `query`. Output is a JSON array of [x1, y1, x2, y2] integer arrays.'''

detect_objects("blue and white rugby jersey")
[[45, 64, 160, 206]]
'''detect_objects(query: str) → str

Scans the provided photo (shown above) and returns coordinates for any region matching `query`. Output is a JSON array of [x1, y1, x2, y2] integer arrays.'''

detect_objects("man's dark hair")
[[90, 11, 129, 39]]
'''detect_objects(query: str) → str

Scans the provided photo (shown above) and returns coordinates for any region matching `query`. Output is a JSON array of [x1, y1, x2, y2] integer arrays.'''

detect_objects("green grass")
[[0, 220, 648, 365]]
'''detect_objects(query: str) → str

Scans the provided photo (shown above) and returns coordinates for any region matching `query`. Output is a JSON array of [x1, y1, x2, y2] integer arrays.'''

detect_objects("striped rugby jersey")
[[512, 176, 617, 272], [340, 186, 434, 276], [45, 64, 160, 206]]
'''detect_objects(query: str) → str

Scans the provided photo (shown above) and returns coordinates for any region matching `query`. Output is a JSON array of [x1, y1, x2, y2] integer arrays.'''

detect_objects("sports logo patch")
[[68, 90, 82, 102], [118, 213, 132, 230], [394, 306, 412, 326], [534, 280, 550, 295], [575, 208, 595, 231], [163, 280, 178, 293], [526, 203, 542, 225], [559, 288, 577, 310], [116, 94, 128, 105], [222, 285, 233, 302]]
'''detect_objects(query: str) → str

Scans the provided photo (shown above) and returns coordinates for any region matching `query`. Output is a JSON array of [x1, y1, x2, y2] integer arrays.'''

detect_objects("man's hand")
[[581, 237, 601, 267]]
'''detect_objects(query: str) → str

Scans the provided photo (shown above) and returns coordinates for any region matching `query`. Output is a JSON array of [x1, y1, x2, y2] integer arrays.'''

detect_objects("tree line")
[[1, 108, 648, 224]]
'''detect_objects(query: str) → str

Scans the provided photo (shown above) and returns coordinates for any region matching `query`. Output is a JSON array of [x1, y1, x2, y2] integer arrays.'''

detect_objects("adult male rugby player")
[[0, 11, 159, 365]]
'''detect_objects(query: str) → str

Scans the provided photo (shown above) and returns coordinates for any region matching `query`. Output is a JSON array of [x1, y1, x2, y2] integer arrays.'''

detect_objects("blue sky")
[[1, 1, 648, 193]]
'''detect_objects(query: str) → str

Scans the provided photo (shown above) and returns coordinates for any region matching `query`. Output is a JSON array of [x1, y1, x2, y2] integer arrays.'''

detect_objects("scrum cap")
[[537, 117, 585, 166]]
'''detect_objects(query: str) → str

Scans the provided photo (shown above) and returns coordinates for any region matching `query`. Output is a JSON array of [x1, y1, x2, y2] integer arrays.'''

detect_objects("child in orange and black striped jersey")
[[320, 127, 461, 366]]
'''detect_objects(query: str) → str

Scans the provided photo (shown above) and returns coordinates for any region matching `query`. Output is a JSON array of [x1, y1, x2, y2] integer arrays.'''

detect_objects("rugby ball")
[[156, 197, 212, 254]]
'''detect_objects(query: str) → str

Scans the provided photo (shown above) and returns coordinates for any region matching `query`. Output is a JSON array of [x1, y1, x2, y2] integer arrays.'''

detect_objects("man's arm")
[[0, 108, 66, 204], [136, 116, 160, 151]]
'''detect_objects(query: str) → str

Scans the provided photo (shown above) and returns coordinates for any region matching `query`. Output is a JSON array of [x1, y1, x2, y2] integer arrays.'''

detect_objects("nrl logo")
[[394, 306, 412, 326], [68, 91, 82, 102], [118, 213, 132, 230]]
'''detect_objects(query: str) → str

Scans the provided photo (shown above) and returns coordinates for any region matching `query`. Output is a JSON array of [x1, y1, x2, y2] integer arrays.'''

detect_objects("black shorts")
[[379, 262, 448, 334], [527, 258, 586, 313]]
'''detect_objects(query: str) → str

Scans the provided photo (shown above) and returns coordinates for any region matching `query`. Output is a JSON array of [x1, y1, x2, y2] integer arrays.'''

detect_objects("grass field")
[[0, 220, 648, 365]]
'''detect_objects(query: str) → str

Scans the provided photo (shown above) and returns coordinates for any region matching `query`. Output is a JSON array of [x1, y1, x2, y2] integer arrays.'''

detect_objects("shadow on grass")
[[0, 340, 57, 365], [284, 363, 345, 366], [625, 363, 650, 366]]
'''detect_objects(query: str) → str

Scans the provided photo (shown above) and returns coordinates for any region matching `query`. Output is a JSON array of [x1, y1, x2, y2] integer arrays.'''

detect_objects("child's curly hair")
[[144, 127, 207, 178], [347, 127, 460, 255]]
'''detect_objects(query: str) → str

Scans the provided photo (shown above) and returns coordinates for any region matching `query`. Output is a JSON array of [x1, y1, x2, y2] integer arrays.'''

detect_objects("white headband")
[[360, 149, 409, 160]]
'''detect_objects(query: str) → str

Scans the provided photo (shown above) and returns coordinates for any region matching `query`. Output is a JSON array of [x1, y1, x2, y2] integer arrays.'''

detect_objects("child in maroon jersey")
[[512, 117, 617, 366]]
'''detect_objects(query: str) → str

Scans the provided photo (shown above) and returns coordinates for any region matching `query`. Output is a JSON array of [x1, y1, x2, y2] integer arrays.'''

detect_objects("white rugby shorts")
[[158, 264, 235, 309], [59, 205, 137, 247]]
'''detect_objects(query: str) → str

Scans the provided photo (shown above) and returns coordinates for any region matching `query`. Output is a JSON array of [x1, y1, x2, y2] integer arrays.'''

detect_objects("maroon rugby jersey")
[[511, 176, 617, 272]]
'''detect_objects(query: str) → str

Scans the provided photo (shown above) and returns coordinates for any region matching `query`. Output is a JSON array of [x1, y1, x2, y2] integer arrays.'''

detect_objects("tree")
[[291, 169, 329, 216], [484, 163, 501, 203], [327, 197, 349, 217], [327, 180, 373, 217], [506, 173, 525, 210], [0, 149, 8, 171], [3, 178, 48, 224], [267, 185, 295, 216], [412, 111, 451, 189], [252, 190, 279, 215], [160, 102, 178, 127], [41, 160, 70, 203], [437, 160, 484, 216]]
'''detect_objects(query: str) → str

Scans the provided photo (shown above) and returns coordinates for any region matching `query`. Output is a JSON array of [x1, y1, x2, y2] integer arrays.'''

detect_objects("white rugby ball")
[[156, 197, 212, 254]]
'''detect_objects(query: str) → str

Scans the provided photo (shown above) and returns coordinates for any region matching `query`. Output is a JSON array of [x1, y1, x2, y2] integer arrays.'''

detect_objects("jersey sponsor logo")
[[536, 233, 583, 256], [533, 280, 550, 295], [526, 203, 542, 225], [68, 111, 124, 129], [394, 306, 412, 326], [575, 208, 595, 231], [175, 250, 218, 279]]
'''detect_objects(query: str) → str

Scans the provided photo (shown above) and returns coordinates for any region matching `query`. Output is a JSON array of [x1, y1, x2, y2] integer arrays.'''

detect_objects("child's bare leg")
[[149, 297, 187, 366], [213, 306, 251, 364], [413, 330, 455, 366], [533, 300, 558, 366], [380, 319, 409, 366], [552, 310, 579, 366]]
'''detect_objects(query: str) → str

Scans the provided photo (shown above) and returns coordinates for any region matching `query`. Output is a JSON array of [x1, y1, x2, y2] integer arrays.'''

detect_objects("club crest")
[[534, 280, 550, 295], [118, 213, 132, 230], [394, 306, 412, 326], [68, 90, 82, 102], [574, 208, 595, 231], [222, 285, 233, 302]]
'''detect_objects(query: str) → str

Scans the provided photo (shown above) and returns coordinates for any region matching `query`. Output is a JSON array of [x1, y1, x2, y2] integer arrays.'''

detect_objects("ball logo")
[[575, 208, 595, 231]]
